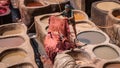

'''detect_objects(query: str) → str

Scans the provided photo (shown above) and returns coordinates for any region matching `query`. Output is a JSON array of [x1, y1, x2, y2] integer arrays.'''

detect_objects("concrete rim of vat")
[[0, 48, 27, 64], [77, 30, 110, 45], [7, 63, 34, 68], [108, 8, 120, 21], [0, 23, 27, 37], [92, 1, 120, 14], [92, 43, 120, 60], [0, 6, 11, 16], [103, 61, 120, 68]]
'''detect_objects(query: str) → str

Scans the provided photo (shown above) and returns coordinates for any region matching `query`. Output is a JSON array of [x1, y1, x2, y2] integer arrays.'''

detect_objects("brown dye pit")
[[116, 15, 120, 19], [8, 63, 33, 68], [94, 46, 119, 59], [77, 31, 106, 44], [66, 51, 91, 65], [26, 1, 43, 7], [0, 36, 24, 47], [104, 63, 120, 68], [0, 50, 27, 64], [74, 13, 85, 21], [0, 7, 7, 15], [96, 2, 120, 11]]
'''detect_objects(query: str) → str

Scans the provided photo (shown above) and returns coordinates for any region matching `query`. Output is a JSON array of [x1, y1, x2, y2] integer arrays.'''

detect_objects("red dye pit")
[[0, 7, 7, 15], [26, 2, 43, 7]]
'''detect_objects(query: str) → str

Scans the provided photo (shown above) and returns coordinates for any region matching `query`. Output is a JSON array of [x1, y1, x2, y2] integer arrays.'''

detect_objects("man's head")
[[65, 4, 71, 12]]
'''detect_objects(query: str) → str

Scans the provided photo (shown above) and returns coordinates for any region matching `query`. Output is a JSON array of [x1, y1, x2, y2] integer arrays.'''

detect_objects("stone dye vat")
[[19, 0, 69, 27], [64, 49, 91, 66], [91, 1, 120, 31], [0, 36, 24, 47], [0, 6, 12, 24], [103, 62, 120, 68], [93, 45, 119, 60], [0, 23, 27, 36], [69, 21, 97, 34], [0, 49, 27, 64], [77, 30, 109, 45], [8, 63, 34, 68], [0, 23, 38, 67], [106, 8, 120, 44]]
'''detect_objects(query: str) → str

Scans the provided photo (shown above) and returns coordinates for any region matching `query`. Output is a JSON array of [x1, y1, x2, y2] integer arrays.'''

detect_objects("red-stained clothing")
[[44, 16, 74, 63]]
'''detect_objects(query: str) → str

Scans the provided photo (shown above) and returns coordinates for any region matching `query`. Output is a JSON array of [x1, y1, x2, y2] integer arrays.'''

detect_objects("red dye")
[[0, 7, 7, 15], [26, 2, 43, 7]]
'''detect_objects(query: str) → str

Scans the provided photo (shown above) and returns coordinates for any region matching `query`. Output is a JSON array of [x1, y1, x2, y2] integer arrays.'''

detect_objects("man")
[[61, 4, 77, 38]]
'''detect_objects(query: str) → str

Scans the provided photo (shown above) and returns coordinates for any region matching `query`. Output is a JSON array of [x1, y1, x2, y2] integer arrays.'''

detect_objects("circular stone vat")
[[8, 63, 33, 68], [0, 24, 24, 36], [111, 8, 120, 19], [0, 49, 27, 64], [26, 1, 43, 7], [77, 31, 106, 44], [0, 36, 24, 47], [93, 46, 119, 60], [66, 50, 91, 65], [96, 2, 120, 11]]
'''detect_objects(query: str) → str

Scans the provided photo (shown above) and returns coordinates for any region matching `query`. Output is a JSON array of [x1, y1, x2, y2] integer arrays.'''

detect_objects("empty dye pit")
[[8, 63, 33, 68], [0, 49, 27, 64], [26, 1, 43, 7], [94, 46, 119, 60], [0, 36, 24, 47], [66, 51, 91, 65], [77, 31, 106, 44], [104, 63, 120, 68], [96, 2, 120, 11]]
